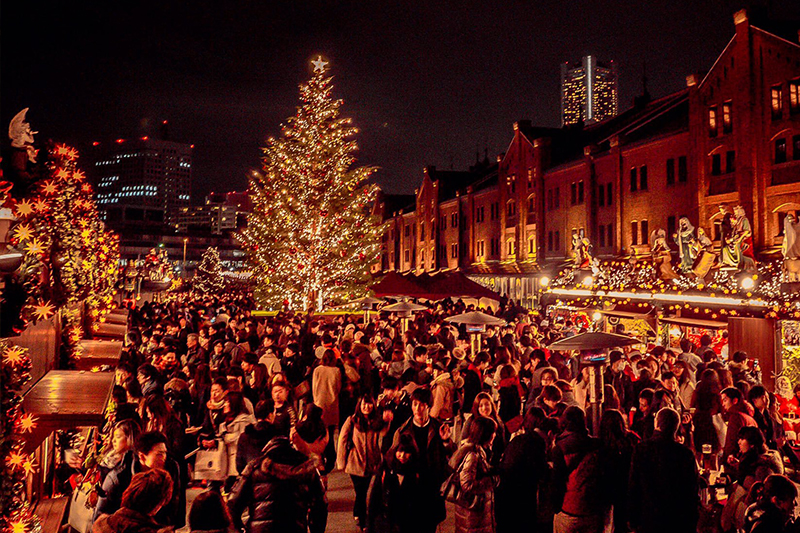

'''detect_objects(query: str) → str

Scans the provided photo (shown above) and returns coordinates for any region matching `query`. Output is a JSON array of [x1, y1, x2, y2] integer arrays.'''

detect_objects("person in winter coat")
[[744, 474, 798, 533], [227, 437, 327, 533], [391, 387, 454, 533], [721, 426, 785, 532], [188, 490, 234, 533], [462, 353, 490, 418], [366, 435, 420, 533], [236, 399, 277, 474], [337, 394, 388, 530], [496, 409, 547, 533], [430, 362, 455, 421], [721, 386, 757, 474], [629, 408, 699, 533], [313, 349, 342, 472], [550, 406, 606, 533], [92, 469, 173, 533], [95, 431, 184, 529], [598, 409, 639, 533], [462, 393, 506, 466], [215, 391, 256, 487], [450, 416, 499, 533]]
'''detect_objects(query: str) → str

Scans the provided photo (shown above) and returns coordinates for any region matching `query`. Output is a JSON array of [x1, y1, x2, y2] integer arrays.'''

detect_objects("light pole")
[[182, 238, 188, 278]]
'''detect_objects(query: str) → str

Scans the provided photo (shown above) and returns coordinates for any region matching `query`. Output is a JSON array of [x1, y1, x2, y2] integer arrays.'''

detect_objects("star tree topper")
[[312, 56, 328, 73]]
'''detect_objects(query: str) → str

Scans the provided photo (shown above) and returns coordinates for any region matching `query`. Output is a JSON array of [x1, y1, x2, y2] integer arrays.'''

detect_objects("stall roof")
[[660, 316, 728, 329], [598, 309, 655, 320], [75, 339, 122, 370], [21, 370, 114, 453], [371, 270, 500, 301]]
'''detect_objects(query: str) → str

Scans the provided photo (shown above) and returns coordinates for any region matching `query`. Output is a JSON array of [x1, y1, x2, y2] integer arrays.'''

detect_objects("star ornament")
[[15, 199, 34, 217], [32, 302, 55, 321], [11, 520, 28, 533], [14, 224, 33, 242], [56, 168, 71, 180], [22, 457, 37, 476], [312, 56, 328, 73], [41, 180, 58, 195], [34, 199, 49, 212], [3, 346, 26, 366], [73, 170, 86, 182], [7, 451, 25, 469], [18, 414, 37, 433], [25, 238, 45, 256]]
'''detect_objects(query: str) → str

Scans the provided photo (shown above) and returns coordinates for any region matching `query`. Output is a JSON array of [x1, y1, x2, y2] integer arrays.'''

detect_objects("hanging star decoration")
[[56, 168, 71, 180], [15, 199, 33, 217], [33, 199, 48, 212], [24, 238, 44, 256], [13, 223, 32, 242], [3, 346, 25, 366], [32, 302, 55, 321], [312, 56, 328, 73], [18, 414, 36, 433], [73, 170, 86, 182], [6, 452, 25, 469], [21, 457, 37, 476], [40, 181, 58, 196]]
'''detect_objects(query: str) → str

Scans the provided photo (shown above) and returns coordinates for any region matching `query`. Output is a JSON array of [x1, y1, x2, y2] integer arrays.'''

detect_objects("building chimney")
[[733, 9, 748, 27]]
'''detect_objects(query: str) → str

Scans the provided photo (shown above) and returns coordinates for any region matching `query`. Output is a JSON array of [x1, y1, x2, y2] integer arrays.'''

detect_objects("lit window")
[[708, 106, 717, 137], [722, 102, 732, 133], [772, 85, 782, 120]]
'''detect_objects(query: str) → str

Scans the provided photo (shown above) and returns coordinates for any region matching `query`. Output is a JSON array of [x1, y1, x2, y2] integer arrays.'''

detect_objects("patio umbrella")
[[547, 331, 641, 351]]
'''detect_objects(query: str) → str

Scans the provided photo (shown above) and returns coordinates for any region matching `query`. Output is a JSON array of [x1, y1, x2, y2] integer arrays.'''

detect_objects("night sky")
[[2, 1, 797, 199]]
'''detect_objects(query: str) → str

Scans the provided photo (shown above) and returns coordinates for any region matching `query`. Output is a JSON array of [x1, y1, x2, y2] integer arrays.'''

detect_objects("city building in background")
[[561, 55, 619, 126], [90, 136, 192, 229], [174, 191, 250, 234], [379, 11, 800, 308]]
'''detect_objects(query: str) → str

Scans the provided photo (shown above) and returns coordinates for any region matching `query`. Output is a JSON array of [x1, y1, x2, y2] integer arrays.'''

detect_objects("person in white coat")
[[217, 391, 255, 491]]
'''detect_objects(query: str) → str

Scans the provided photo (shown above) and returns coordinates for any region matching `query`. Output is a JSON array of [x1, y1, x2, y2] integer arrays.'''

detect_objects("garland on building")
[[0, 341, 41, 533], [548, 258, 799, 319], [8, 144, 120, 364], [194, 246, 224, 294], [240, 57, 384, 310]]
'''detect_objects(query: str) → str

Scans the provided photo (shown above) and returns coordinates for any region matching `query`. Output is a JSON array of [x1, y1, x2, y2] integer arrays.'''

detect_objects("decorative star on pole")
[[312, 56, 328, 73], [32, 302, 55, 321], [3, 346, 26, 366]]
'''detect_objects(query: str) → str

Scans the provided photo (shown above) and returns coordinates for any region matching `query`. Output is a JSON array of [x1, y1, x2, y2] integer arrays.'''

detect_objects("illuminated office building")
[[561, 56, 619, 126]]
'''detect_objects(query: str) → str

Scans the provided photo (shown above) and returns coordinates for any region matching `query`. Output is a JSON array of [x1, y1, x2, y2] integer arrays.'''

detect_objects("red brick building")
[[377, 11, 800, 307]]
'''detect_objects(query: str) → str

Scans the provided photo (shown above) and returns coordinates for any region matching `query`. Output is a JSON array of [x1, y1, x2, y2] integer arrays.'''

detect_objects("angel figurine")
[[572, 229, 593, 269], [5, 108, 39, 198], [731, 205, 757, 272], [782, 213, 800, 281], [650, 229, 678, 280], [692, 227, 716, 279]]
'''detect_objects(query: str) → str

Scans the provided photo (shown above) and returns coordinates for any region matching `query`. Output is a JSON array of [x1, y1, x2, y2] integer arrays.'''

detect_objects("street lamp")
[[182, 238, 188, 277]]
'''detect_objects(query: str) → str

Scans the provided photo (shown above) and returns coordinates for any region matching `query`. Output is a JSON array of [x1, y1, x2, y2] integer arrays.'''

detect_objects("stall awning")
[[660, 316, 728, 329], [598, 309, 655, 320], [21, 370, 114, 453]]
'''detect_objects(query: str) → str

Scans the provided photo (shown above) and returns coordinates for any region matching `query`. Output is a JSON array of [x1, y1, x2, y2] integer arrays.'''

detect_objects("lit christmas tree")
[[240, 57, 383, 310], [194, 246, 224, 294]]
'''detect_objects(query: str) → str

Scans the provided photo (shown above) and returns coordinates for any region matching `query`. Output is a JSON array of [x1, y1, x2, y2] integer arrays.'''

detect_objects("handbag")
[[193, 440, 228, 481], [440, 452, 483, 510], [68, 481, 95, 533]]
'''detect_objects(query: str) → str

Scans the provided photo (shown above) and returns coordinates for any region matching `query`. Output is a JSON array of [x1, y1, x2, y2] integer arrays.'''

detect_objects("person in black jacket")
[[236, 399, 277, 474], [227, 437, 327, 533], [496, 408, 547, 533], [629, 407, 699, 533]]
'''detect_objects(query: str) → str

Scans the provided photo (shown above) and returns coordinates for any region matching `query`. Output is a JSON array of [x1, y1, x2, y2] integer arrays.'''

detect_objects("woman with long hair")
[[337, 394, 387, 530], [462, 392, 506, 464], [143, 395, 184, 457], [217, 391, 256, 490], [450, 415, 499, 533], [672, 359, 695, 409], [188, 490, 233, 533], [598, 409, 639, 533]]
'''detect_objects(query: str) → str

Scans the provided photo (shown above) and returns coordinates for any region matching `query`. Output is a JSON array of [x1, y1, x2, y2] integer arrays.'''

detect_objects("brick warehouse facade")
[[376, 11, 800, 307]]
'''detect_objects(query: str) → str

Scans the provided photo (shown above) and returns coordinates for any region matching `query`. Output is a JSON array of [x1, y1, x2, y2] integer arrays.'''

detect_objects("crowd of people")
[[80, 291, 800, 533]]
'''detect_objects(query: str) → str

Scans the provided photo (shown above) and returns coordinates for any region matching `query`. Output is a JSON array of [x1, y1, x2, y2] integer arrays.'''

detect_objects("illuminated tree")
[[194, 246, 224, 294], [240, 57, 384, 309], [9, 144, 120, 363]]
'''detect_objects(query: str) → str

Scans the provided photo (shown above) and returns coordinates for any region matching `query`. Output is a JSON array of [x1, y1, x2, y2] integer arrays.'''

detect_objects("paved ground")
[[180, 469, 455, 532]]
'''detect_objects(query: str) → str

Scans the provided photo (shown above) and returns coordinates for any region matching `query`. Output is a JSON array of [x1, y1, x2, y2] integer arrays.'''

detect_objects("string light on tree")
[[240, 56, 384, 310]]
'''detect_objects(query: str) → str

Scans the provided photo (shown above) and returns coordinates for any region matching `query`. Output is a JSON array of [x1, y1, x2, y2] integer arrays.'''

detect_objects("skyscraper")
[[561, 56, 619, 126], [90, 137, 192, 228]]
